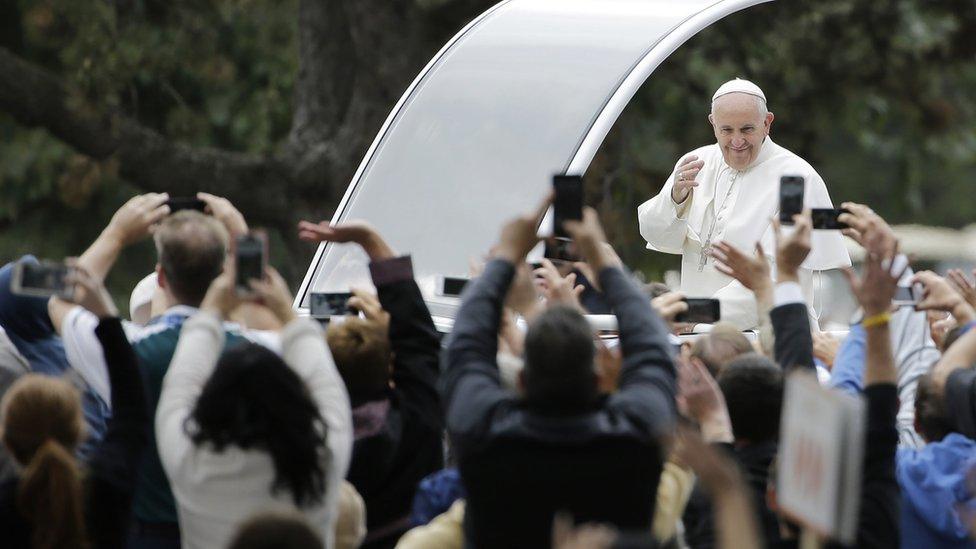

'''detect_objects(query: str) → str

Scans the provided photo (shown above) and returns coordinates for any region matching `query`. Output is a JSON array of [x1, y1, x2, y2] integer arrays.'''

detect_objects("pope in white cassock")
[[637, 79, 851, 330]]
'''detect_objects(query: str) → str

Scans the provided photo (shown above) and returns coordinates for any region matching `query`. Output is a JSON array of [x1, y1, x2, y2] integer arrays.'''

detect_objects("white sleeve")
[[155, 311, 226, 477], [280, 318, 353, 479], [60, 306, 112, 406], [637, 167, 691, 255]]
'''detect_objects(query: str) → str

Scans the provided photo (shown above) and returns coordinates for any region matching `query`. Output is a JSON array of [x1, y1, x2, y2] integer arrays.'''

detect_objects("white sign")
[[777, 372, 866, 544]]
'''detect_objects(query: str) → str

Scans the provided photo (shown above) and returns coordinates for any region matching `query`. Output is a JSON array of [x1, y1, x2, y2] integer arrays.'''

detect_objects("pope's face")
[[709, 93, 774, 170]]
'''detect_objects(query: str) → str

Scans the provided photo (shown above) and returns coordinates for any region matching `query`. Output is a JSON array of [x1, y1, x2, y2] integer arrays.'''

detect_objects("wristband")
[[959, 321, 976, 337], [861, 311, 891, 329]]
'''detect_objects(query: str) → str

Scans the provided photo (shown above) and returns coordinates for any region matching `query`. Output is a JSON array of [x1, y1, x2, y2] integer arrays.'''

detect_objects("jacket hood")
[[898, 433, 976, 540]]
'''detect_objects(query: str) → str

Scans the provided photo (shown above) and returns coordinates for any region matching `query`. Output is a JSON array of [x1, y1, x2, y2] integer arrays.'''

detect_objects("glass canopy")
[[296, 0, 775, 323]]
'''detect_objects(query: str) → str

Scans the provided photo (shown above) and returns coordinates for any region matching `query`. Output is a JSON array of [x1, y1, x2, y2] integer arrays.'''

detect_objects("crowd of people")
[[0, 187, 974, 549]]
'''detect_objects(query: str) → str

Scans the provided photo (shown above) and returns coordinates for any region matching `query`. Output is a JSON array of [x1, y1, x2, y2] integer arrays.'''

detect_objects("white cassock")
[[637, 137, 851, 329]]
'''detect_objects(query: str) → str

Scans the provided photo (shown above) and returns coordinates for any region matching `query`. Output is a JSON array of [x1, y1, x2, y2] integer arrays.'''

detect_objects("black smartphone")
[[674, 298, 721, 324], [309, 292, 354, 318], [436, 276, 469, 297], [811, 208, 850, 230], [235, 232, 267, 295], [892, 285, 918, 306], [11, 260, 76, 299], [553, 175, 583, 238], [166, 197, 207, 213], [779, 175, 805, 224], [544, 237, 581, 264]]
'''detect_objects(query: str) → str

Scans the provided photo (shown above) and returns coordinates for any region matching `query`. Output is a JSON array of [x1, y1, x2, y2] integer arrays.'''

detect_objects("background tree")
[[1, 0, 975, 304]]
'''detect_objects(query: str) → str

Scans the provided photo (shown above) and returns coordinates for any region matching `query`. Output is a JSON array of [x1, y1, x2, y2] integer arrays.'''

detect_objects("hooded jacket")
[[897, 434, 976, 549]]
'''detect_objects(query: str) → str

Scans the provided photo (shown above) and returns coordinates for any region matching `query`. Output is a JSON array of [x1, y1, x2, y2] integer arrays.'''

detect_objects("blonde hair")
[[1, 375, 87, 549]]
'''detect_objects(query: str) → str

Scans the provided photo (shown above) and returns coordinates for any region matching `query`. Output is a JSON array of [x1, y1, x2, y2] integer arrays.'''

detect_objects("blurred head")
[[1, 375, 86, 548], [914, 372, 952, 443], [186, 342, 328, 507], [326, 318, 392, 404], [709, 81, 773, 170], [718, 353, 783, 444], [228, 510, 323, 549], [521, 305, 597, 413], [153, 210, 228, 307], [690, 323, 753, 377]]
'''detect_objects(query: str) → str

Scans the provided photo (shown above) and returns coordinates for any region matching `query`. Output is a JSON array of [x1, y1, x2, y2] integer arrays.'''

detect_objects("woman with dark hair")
[[156, 266, 352, 549], [0, 266, 149, 548]]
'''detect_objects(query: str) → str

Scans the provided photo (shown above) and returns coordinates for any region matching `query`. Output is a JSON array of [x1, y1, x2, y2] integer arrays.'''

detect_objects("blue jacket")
[[0, 257, 109, 459], [897, 434, 976, 549]]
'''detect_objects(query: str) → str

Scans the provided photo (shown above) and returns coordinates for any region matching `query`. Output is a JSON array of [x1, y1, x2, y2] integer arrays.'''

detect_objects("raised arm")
[[637, 155, 702, 254], [566, 208, 676, 434], [768, 212, 815, 372]]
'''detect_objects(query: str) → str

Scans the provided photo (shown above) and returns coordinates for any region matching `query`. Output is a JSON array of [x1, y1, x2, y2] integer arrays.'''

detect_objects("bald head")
[[153, 211, 228, 306]]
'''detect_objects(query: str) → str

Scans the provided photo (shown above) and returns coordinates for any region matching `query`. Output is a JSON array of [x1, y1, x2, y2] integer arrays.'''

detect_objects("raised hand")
[[534, 259, 584, 311], [947, 269, 976, 310], [912, 271, 976, 324], [838, 202, 897, 260], [774, 210, 812, 282], [104, 193, 171, 246], [812, 331, 840, 369], [843, 240, 906, 317], [348, 288, 391, 331], [247, 267, 297, 324], [297, 219, 395, 260], [198, 192, 248, 238], [201, 268, 240, 320], [563, 208, 621, 273], [671, 155, 705, 204], [63, 262, 118, 319], [651, 291, 688, 322], [494, 193, 551, 264], [711, 241, 771, 291]]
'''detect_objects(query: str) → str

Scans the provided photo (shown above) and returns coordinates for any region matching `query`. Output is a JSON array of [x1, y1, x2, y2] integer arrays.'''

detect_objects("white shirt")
[[637, 138, 851, 329], [155, 312, 353, 549], [60, 304, 280, 407]]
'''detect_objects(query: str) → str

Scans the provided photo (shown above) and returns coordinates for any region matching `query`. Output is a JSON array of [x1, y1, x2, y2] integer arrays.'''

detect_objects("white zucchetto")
[[712, 78, 766, 103]]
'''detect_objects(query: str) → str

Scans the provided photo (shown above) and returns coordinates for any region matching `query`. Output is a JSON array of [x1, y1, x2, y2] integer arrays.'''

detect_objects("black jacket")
[[345, 256, 444, 549], [443, 259, 677, 549]]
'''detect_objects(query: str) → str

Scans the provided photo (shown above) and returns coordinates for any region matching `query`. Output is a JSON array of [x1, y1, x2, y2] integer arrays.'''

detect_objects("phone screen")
[[235, 233, 266, 293], [13, 261, 74, 299], [310, 292, 353, 317], [544, 237, 580, 264], [439, 277, 468, 297], [779, 176, 805, 224], [811, 208, 850, 230], [674, 298, 721, 324], [553, 175, 583, 238]]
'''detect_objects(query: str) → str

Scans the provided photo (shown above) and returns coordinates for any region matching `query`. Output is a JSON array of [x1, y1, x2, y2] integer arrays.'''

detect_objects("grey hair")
[[711, 93, 768, 118]]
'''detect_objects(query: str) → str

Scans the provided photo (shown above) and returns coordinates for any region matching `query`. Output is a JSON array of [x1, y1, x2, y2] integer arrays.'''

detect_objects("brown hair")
[[228, 509, 323, 549], [1, 375, 87, 549], [153, 210, 228, 306], [326, 318, 391, 402]]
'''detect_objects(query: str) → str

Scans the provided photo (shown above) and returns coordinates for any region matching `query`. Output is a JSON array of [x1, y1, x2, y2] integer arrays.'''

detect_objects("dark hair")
[[915, 372, 953, 443], [228, 510, 324, 549], [718, 353, 783, 444], [186, 342, 328, 507], [691, 323, 753, 377], [153, 210, 228, 306], [523, 305, 597, 413], [326, 318, 391, 402]]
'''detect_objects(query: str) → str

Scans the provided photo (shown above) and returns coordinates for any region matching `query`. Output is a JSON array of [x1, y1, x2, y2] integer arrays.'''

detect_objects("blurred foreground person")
[[0, 268, 149, 548], [155, 266, 352, 549], [443, 196, 676, 548]]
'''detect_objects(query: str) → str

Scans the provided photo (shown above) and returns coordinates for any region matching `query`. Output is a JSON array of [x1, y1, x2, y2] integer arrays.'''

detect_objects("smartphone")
[[11, 260, 76, 299], [811, 208, 850, 230], [436, 276, 469, 297], [674, 298, 721, 324], [166, 197, 207, 213], [235, 232, 267, 295], [779, 176, 805, 224], [544, 237, 581, 264], [892, 285, 918, 307], [309, 292, 354, 318], [553, 175, 583, 238]]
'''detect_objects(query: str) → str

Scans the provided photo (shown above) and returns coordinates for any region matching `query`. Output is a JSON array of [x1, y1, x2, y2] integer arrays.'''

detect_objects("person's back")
[[443, 204, 676, 548]]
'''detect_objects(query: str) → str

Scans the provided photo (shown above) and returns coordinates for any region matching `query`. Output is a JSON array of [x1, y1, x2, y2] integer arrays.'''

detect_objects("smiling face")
[[709, 93, 774, 170]]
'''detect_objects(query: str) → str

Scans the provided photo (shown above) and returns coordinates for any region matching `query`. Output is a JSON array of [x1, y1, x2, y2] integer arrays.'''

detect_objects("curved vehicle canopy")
[[296, 0, 776, 328]]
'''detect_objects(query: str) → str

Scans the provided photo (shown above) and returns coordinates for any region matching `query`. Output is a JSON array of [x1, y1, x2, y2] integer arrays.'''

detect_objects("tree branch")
[[0, 46, 308, 228]]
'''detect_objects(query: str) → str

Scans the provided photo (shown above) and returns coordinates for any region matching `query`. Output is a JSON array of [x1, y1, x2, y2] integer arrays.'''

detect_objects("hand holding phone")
[[552, 175, 583, 238], [11, 260, 77, 300], [779, 176, 805, 224], [674, 298, 721, 324]]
